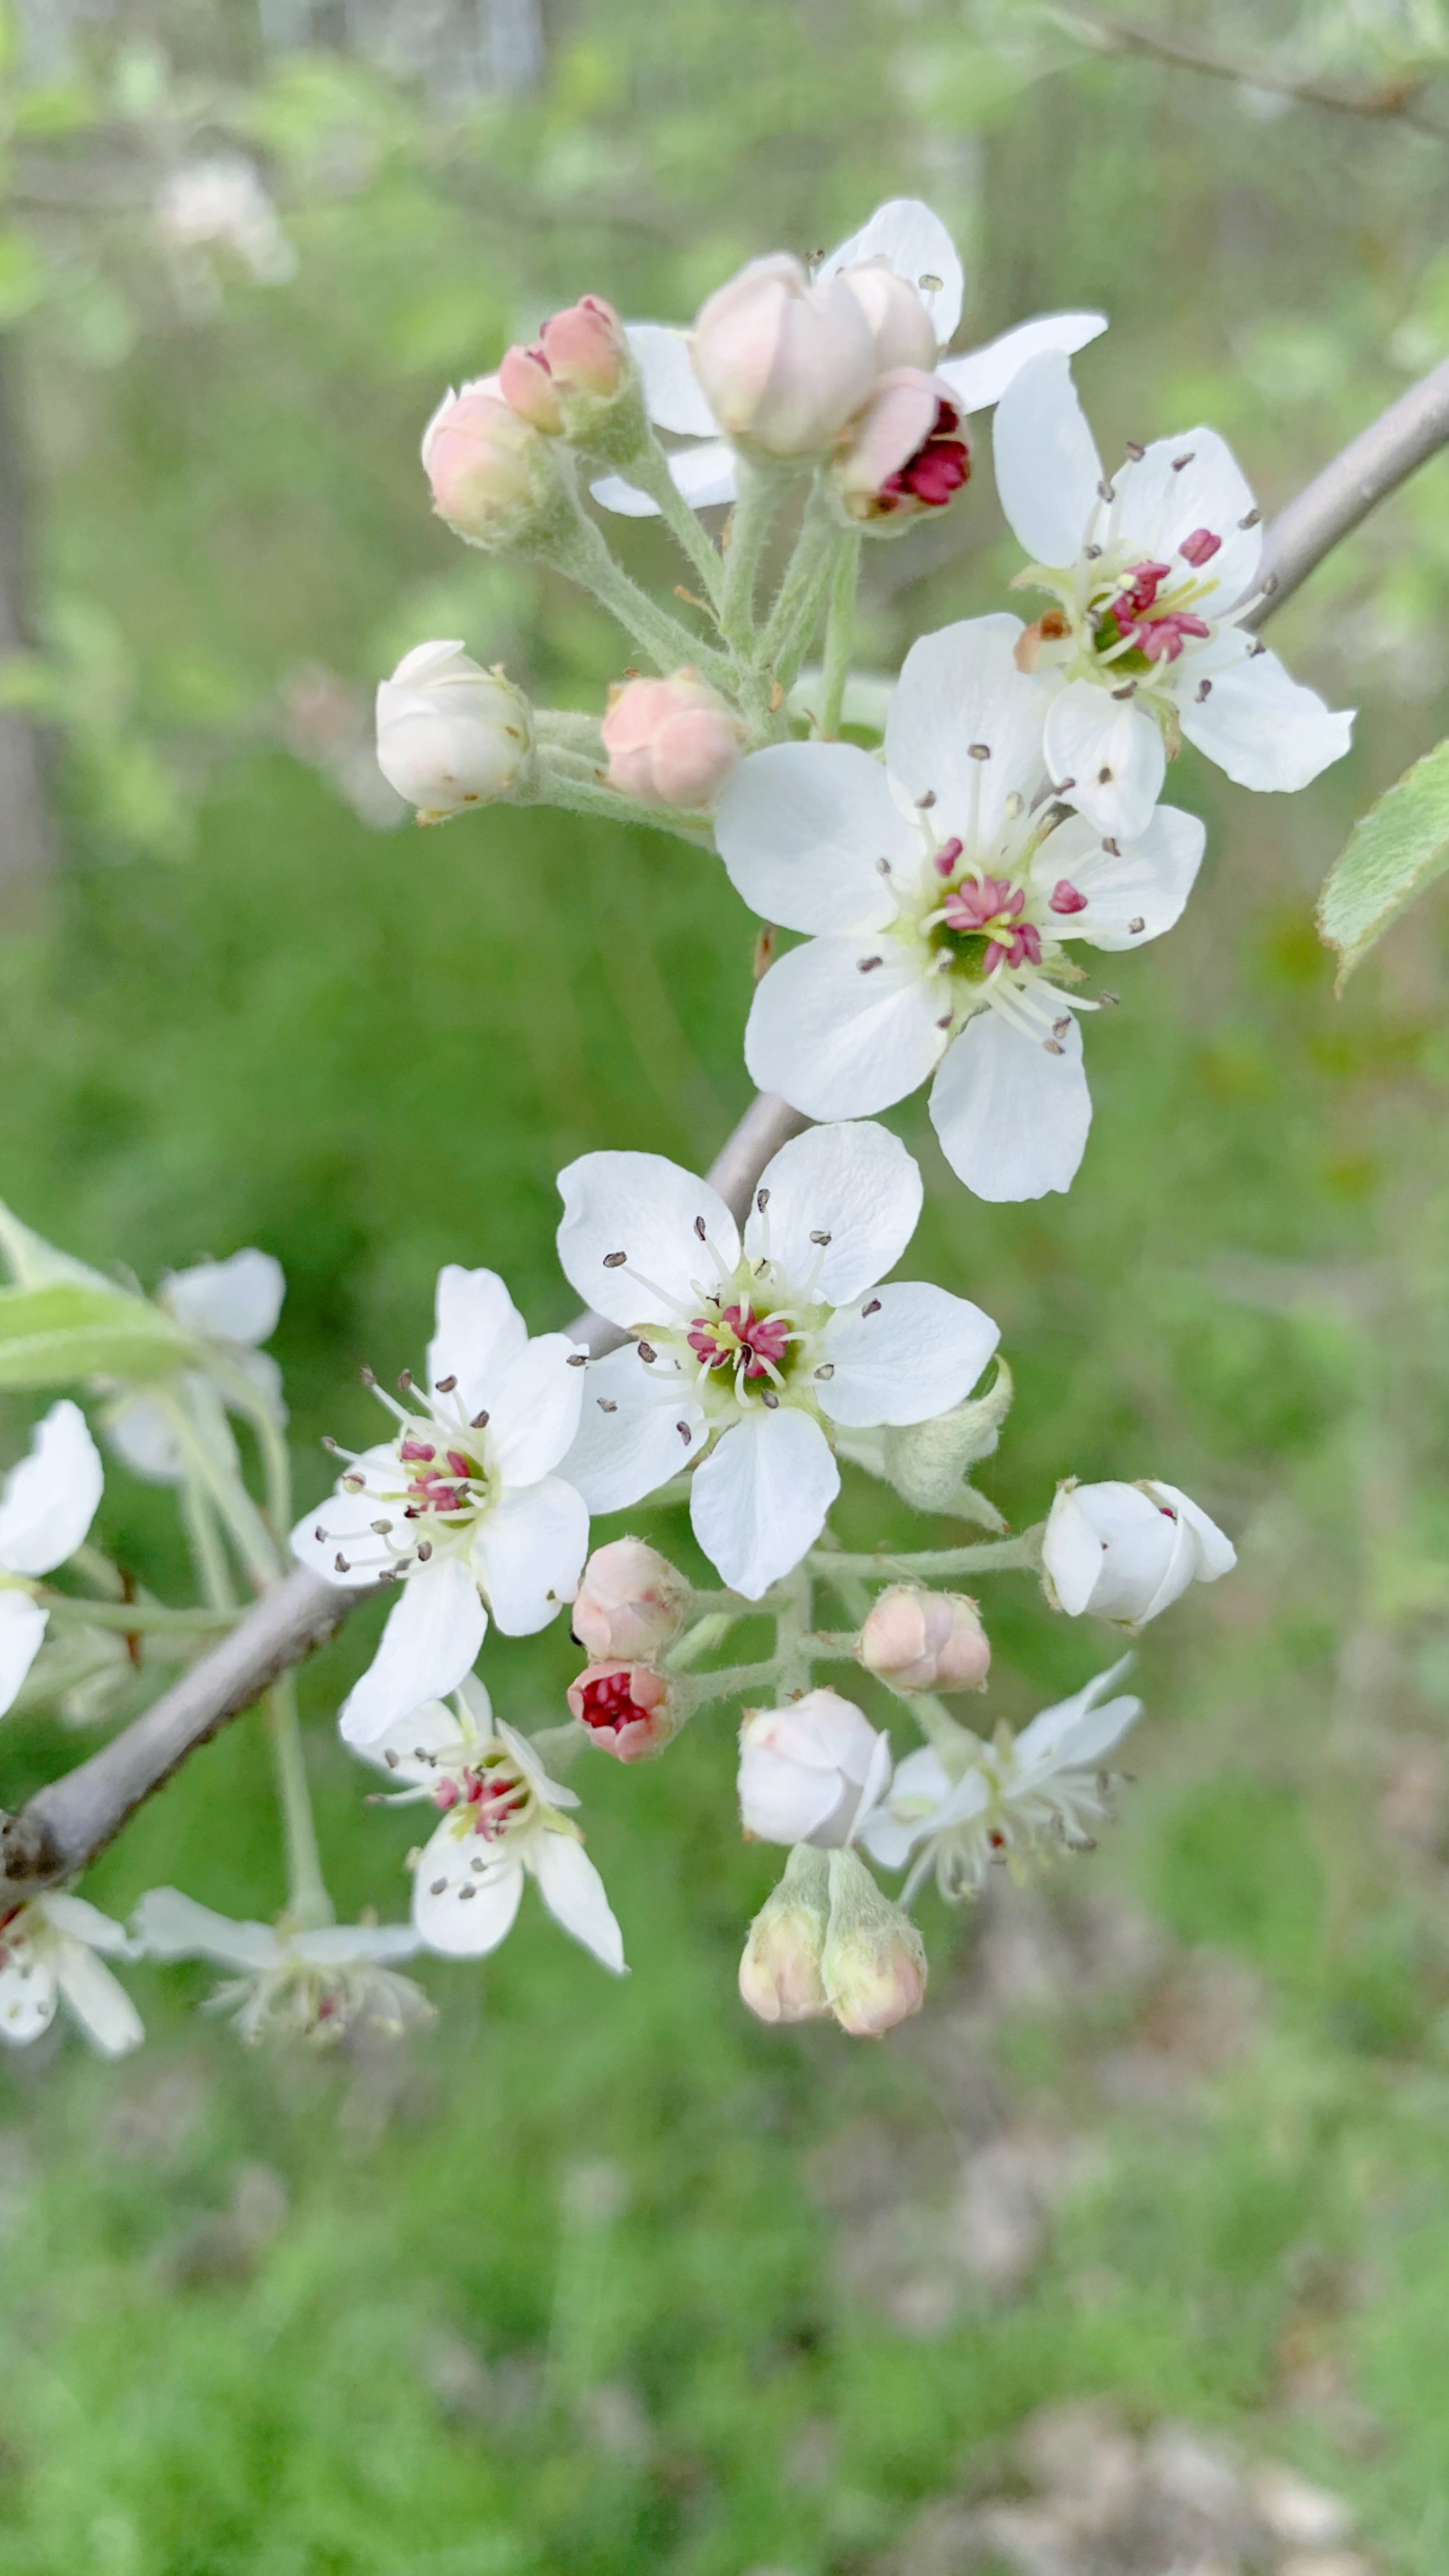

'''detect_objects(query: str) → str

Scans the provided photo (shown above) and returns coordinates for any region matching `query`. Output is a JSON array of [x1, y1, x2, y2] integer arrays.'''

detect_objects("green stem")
[[41, 1595, 237, 1634], [167, 1397, 282, 1593], [69, 1543, 126, 1601], [807, 1531, 1044, 1583], [267, 1669, 333, 1930], [721, 456, 791, 655], [683, 1659, 781, 1709], [546, 498, 732, 683], [609, 438, 725, 606], [523, 753, 714, 847], [181, 1479, 236, 1611], [761, 487, 848, 693], [819, 533, 861, 739]]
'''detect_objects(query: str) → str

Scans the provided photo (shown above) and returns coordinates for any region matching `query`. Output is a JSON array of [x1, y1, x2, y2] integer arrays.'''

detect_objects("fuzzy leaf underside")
[[1318, 737, 1449, 990]]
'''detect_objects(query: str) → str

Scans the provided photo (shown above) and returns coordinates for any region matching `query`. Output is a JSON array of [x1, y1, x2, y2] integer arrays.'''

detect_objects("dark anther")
[[1101, 837, 1121, 855], [637, 1340, 657, 1364], [1124, 439, 1144, 461], [694, 1215, 707, 1240], [1096, 765, 1113, 784], [417, 1540, 433, 1561], [598, 1397, 618, 1414], [875, 855, 892, 873], [1111, 682, 1137, 700], [815, 1362, 835, 1380], [334, 1553, 351, 1574], [602, 1250, 627, 1268], [1097, 477, 1114, 502], [967, 741, 991, 762], [916, 788, 937, 808], [1239, 507, 1261, 528], [756, 1187, 770, 1211], [857, 955, 884, 974], [358, 1365, 376, 1387], [1084, 544, 1102, 560], [471, 1408, 489, 1429], [314, 1524, 326, 1542], [434, 1374, 457, 1393], [761, 1390, 780, 1409], [1196, 677, 1213, 702], [1172, 451, 1194, 470], [809, 1229, 831, 1246], [397, 1369, 413, 1393], [567, 1352, 586, 1367], [862, 1298, 882, 1317], [676, 1420, 692, 1443], [1129, 917, 1145, 934], [321, 1434, 340, 1452], [371, 1519, 392, 1535], [1045, 1038, 1065, 1056]]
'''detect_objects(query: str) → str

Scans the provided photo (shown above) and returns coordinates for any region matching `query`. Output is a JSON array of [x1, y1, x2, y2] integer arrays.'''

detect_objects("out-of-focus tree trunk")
[[0, 331, 52, 917], [488, 0, 544, 92]]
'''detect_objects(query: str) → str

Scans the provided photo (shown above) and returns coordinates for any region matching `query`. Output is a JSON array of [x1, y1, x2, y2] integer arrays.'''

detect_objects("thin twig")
[[1058, 9, 1449, 140]]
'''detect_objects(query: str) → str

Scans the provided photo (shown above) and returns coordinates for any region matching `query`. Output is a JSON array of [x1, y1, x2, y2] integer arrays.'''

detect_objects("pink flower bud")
[[540, 295, 630, 399], [829, 368, 971, 527], [857, 1587, 991, 1694], [422, 374, 559, 548], [567, 1661, 675, 1762], [691, 252, 878, 457], [738, 1846, 831, 2024], [820, 1848, 928, 2039], [498, 342, 564, 434], [601, 670, 745, 812], [834, 257, 939, 371], [572, 1537, 689, 1662]]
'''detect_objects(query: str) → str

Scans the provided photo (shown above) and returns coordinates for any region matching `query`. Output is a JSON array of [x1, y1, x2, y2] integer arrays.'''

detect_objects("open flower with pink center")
[[993, 349, 1354, 839], [555, 1121, 999, 1600], [593, 197, 1106, 520], [352, 1675, 625, 1971], [828, 366, 971, 528], [716, 615, 1205, 1203], [290, 1266, 590, 1747]]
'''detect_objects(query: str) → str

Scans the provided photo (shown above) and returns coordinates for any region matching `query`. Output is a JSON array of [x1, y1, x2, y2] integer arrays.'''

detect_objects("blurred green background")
[[2, 0, 1449, 2567]]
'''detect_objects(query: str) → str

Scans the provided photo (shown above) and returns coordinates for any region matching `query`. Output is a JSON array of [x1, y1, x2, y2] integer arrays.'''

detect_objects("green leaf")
[[0, 1284, 193, 1389], [1317, 737, 1449, 990]]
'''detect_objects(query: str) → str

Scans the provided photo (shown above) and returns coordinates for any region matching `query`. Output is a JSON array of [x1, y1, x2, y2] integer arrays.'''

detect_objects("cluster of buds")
[[566, 1538, 690, 1761], [739, 1843, 926, 2039]]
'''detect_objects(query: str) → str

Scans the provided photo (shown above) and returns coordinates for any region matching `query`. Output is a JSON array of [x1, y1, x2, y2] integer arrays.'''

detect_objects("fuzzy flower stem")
[[41, 1595, 238, 1635], [818, 532, 862, 739], [609, 436, 726, 606], [266, 1668, 333, 1931], [545, 493, 732, 684], [682, 1659, 784, 1710], [519, 753, 716, 845], [809, 1529, 1045, 1583], [759, 484, 844, 687], [721, 456, 792, 654]]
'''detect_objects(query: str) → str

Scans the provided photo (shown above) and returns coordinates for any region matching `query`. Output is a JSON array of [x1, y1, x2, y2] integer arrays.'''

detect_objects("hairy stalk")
[[759, 482, 841, 680], [524, 749, 714, 845], [180, 1478, 236, 1613], [721, 456, 791, 654], [548, 495, 732, 683], [685, 1660, 781, 1709], [818, 533, 861, 739], [42, 1597, 236, 1635], [608, 438, 726, 606], [267, 1668, 333, 1929], [810, 1531, 1044, 1583]]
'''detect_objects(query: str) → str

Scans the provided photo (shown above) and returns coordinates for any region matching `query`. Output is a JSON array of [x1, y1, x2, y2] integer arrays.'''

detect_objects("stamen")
[[434, 1374, 457, 1393]]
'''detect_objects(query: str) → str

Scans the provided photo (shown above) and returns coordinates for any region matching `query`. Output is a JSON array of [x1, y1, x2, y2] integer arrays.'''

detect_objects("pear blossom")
[[0, 1400, 105, 1720], [690, 252, 880, 457], [572, 1536, 689, 1662], [422, 375, 560, 549], [132, 1888, 431, 2044], [500, 295, 632, 434], [819, 1847, 928, 2036], [737, 1688, 891, 1846], [993, 350, 1354, 839], [594, 198, 1107, 519], [0, 1890, 142, 2056], [1042, 1477, 1236, 1625], [375, 642, 533, 820], [106, 1248, 286, 1484], [556, 1120, 999, 1599], [291, 1266, 589, 1745], [567, 1660, 676, 1761], [828, 365, 972, 528], [858, 1586, 991, 1694], [716, 616, 1205, 1202], [739, 1844, 831, 2023], [601, 669, 744, 810], [861, 1657, 1142, 1903], [353, 1676, 625, 1971]]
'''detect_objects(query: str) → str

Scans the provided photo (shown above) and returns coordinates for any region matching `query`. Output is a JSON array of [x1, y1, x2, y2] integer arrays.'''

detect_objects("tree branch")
[[1059, 10, 1449, 139], [1246, 357, 1449, 622]]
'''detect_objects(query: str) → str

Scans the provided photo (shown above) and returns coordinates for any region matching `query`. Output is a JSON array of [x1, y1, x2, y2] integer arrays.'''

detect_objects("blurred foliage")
[[1, 0, 1449, 2570]]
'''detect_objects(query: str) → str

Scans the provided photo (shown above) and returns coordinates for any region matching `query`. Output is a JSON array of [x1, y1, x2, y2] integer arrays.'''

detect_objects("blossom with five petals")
[[716, 616, 1204, 1202], [0, 1890, 142, 2055], [0, 1400, 105, 1719], [132, 1887, 431, 2043], [993, 349, 1353, 839], [1041, 1476, 1235, 1624], [556, 1120, 999, 1599], [291, 1266, 589, 1745]]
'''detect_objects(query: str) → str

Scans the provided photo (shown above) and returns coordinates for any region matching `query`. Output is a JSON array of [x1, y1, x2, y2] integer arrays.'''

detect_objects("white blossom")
[[1041, 1478, 1236, 1624], [132, 1889, 431, 2044], [993, 350, 1354, 839], [375, 641, 533, 820], [594, 199, 1107, 518], [737, 1689, 891, 1846], [0, 1400, 105, 1720], [861, 1658, 1142, 1903], [154, 157, 296, 289], [106, 1248, 286, 1484], [716, 617, 1204, 1202], [354, 1675, 625, 1972], [556, 1119, 999, 1599], [291, 1266, 590, 1745], [0, 1890, 142, 2056]]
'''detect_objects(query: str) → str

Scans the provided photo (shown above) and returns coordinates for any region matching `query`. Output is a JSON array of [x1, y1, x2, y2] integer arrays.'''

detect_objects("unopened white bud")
[[691, 252, 877, 457], [820, 1848, 927, 2037], [1041, 1476, 1236, 1625], [738, 1689, 890, 1848], [375, 641, 533, 820], [738, 1844, 831, 2025]]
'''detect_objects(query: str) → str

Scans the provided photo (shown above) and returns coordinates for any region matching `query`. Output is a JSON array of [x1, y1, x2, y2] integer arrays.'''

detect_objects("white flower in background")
[[716, 617, 1204, 1202], [993, 350, 1354, 839], [1042, 1478, 1236, 1625], [861, 1657, 1142, 1903], [106, 1248, 286, 1484], [595, 198, 1107, 517], [375, 642, 534, 821], [0, 1400, 104, 1720], [132, 1888, 431, 2044], [291, 1266, 590, 1746], [737, 1689, 891, 1846], [154, 157, 296, 299], [353, 1675, 625, 1972], [0, 1891, 142, 2056], [556, 1120, 999, 1600]]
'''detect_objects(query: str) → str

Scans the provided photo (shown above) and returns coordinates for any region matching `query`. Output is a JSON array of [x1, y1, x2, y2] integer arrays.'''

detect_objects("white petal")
[[496, 1716, 579, 1811], [106, 1393, 186, 1483], [0, 1400, 103, 1577], [1015, 1655, 1141, 1774], [667, 440, 737, 509], [289, 1476, 396, 1587], [714, 743, 911, 935], [938, 311, 1108, 415], [339, 1556, 487, 1747], [0, 1591, 47, 1719], [427, 1266, 528, 1416], [820, 1280, 1000, 1427], [54, 1943, 143, 2056], [292, 1923, 421, 1965], [471, 1475, 588, 1636], [737, 1745, 845, 1844], [745, 1119, 923, 1303], [930, 1009, 1092, 1202], [689, 1407, 839, 1600], [40, 1891, 132, 1955], [820, 198, 963, 346], [992, 349, 1102, 567], [0, 1947, 56, 2044], [1043, 682, 1166, 841], [1114, 426, 1262, 603], [485, 1333, 585, 1487], [1029, 804, 1204, 951], [745, 936, 946, 1120], [885, 615, 1051, 838], [590, 470, 661, 519], [532, 1832, 627, 1972], [131, 1886, 280, 1969], [627, 321, 719, 436], [556, 1151, 738, 1331], [1040, 1487, 1113, 1616], [163, 1249, 284, 1347], [414, 1827, 523, 1957], [560, 1344, 705, 1513], [1178, 647, 1353, 794], [1147, 1480, 1237, 1582], [350, 1694, 470, 1786]]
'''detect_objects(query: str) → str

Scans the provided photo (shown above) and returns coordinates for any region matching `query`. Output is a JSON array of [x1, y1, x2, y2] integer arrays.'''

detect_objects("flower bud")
[[422, 374, 562, 549], [834, 256, 939, 371], [572, 1537, 689, 1662], [601, 670, 745, 811], [567, 1660, 675, 1762], [691, 252, 877, 458], [738, 1688, 890, 1848], [498, 341, 564, 434], [541, 295, 631, 400], [820, 1847, 927, 2038], [858, 1587, 990, 1694], [738, 1844, 831, 2025], [1041, 1477, 1236, 1627], [375, 641, 533, 819], [829, 367, 971, 528]]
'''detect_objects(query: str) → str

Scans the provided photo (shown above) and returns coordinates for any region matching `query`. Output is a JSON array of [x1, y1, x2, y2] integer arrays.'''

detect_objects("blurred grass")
[[3, 1, 1449, 2568]]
